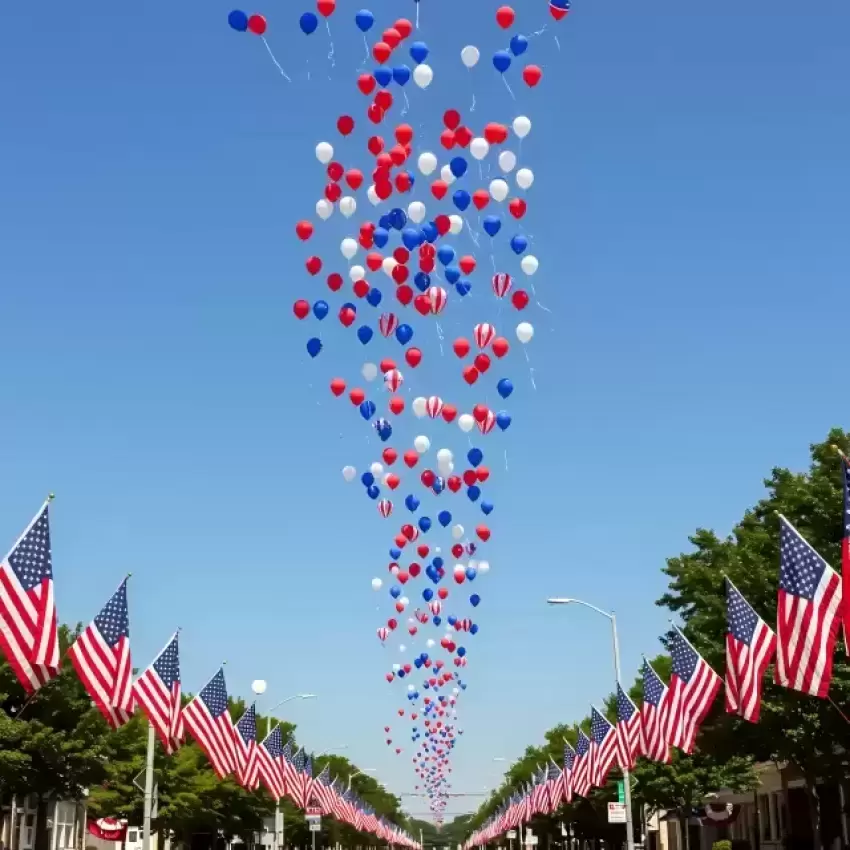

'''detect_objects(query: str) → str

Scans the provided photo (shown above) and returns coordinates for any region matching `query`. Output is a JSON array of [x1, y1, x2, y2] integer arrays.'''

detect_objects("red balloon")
[[380, 359, 396, 373], [413, 295, 430, 316], [492, 337, 509, 358], [495, 5, 515, 28], [393, 247, 410, 264], [247, 14, 267, 34], [477, 466, 490, 482], [421, 470, 436, 487], [395, 172, 412, 193], [330, 378, 346, 397], [472, 190, 490, 211], [404, 450, 419, 468], [437, 587, 449, 600], [474, 353, 491, 373], [442, 404, 457, 423], [459, 255, 476, 274], [373, 41, 392, 63], [447, 476, 462, 493], [405, 347, 422, 368], [389, 397, 405, 415], [375, 180, 393, 200], [387, 618, 398, 630], [454, 126, 472, 148], [368, 103, 384, 124], [375, 90, 393, 111], [392, 264, 409, 284], [431, 180, 449, 200], [337, 114, 355, 136], [511, 289, 530, 310], [326, 273, 343, 291], [440, 129, 456, 150], [357, 73, 376, 95], [462, 366, 479, 386], [349, 388, 365, 405], [396, 284, 413, 306], [473, 404, 489, 423], [367, 135, 385, 155], [305, 256, 322, 276], [339, 306, 356, 327], [325, 182, 342, 202], [394, 18, 413, 38], [327, 161, 344, 182], [523, 64, 543, 87], [353, 280, 370, 298], [476, 525, 491, 542], [509, 197, 527, 219], [317, 0, 335, 16], [443, 109, 461, 130], [345, 169, 364, 190], [453, 338, 471, 358], [295, 220, 314, 241], [395, 124, 414, 145], [293, 300, 310, 319], [462, 471, 477, 487]]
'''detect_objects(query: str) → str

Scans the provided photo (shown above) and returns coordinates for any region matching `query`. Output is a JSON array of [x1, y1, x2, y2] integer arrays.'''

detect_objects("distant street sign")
[[617, 781, 626, 804], [306, 807, 323, 818], [607, 803, 627, 824], [506, 832, 517, 840], [309, 823, 322, 832]]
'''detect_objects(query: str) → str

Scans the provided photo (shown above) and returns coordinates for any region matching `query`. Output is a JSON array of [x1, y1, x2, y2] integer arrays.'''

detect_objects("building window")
[[128, 831, 139, 843]]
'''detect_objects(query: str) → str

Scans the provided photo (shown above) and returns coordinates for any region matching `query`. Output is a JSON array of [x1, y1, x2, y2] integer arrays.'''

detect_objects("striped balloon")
[[491, 273, 513, 298], [477, 410, 496, 434], [429, 601, 442, 616], [378, 499, 394, 518], [473, 323, 496, 348], [379, 312, 400, 337], [428, 286, 448, 314], [377, 627, 389, 642], [384, 368, 404, 392], [426, 396, 444, 418]]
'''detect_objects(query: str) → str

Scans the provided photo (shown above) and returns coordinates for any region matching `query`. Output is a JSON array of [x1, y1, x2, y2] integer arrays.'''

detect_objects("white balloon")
[[426, 638, 436, 648], [512, 116, 532, 139], [340, 238, 358, 260], [408, 201, 427, 223], [413, 63, 433, 88], [367, 184, 380, 205], [316, 141, 334, 164], [418, 151, 438, 176], [393, 663, 401, 672], [516, 322, 535, 343], [382, 256, 398, 276], [399, 644, 407, 652], [521, 255, 539, 276], [251, 679, 268, 695], [414, 435, 431, 453], [438, 460, 454, 477], [448, 215, 463, 235], [342, 465, 357, 482], [498, 150, 517, 173], [458, 413, 475, 432], [370, 462, 384, 478], [349, 265, 366, 282], [452, 525, 465, 540], [412, 397, 427, 418], [440, 164, 456, 185], [372, 577, 383, 591], [453, 687, 460, 695], [316, 199, 334, 220], [400, 596, 409, 606], [436, 448, 454, 464], [339, 196, 357, 218], [470, 137, 490, 161], [468, 559, 478, 571], [460, 45, 480, 68], [489, 179, 509, 202], [362, 362, 379, 381], [408, 684, 415, 692], [478, 560, 490, 574], [516, 167, 534, 189]]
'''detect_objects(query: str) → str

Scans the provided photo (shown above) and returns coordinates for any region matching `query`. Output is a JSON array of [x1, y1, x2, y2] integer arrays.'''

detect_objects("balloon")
[[510, 34, 528, 55], [438, 511, 452, 528], [396, 323, 414, 345], [228, 10, 249, 31], [414, 64, 434, 88], [510, 234, 528, 255], [496, 411, 512, 431], [372, 577, 383, 590], [492, 51, 511, 73], [312, 300, 329, 320], [482, 215, 501, 237], [342, 465, 357, 482], [449, 157, 467, 178], [300, 12, 319, 34], [362, 362, 379, 381], [306, 337, 322, 358], [412, 397, 427, 417], [349, 265, 365, 283], [512, 116, 531, 138], [516, 322, 534, 343], [415, 435, 431, 453], [440, 164, 456, 185], [316, 142, 334, 164], [449, 215, 463, 234], [451, 524, 464, 540], [408, 201, 427, 223], [523, 65, 543, 87], [470, 138, 490, 161], [355, 9, 374, 31], [340, 196, 357, 217], [497, 378, 514, 399], [460, 45, 480, 68], [489, 179, 509, 202], [550, 0, 570, 19], [521, 255, 539, 275], [458, 414, 474, 433], [418, 152, 438, 175], [341, 237, 358, 259], [467, 448, 484, 467], [516, 167, 534, 189], [316, 199, 333, 220], [498, 150, 517, 173], [496, 5, 515, 27], [410, 41, 429, 63], [393, 65, 411, 86], [358, 325, 374, 345]]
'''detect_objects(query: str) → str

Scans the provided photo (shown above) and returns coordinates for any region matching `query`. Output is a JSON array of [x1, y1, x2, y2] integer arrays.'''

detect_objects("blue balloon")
[[510, 34, 529, 55], [456, 281, 472, 297], [467, 448, 483, 467], [492, 50, 511, 72], [433, 556, 444, 569], [457, 646, 467, 658], [393, 65, 411, 86], [359, 400, 376, 420], [390, 547, 402, 559], [449, 157, 468, 178], [470, 623, 479, 635], [361, 472, 375, 487], [341, 301, 356, 314], [398, 669, 406, 678], [414, 271, 431, 291], [433, 616, 442, 626], [423, 588, 434, 602], [312, 300, 329, 320], [300, 12, 319, 34], [466, 566, 477, 581], [438, 510, 452, 528], [396, 324, 414, 345], [483, 215, 501, 237], [437, 245, 455, 266], [447, 615, 457, 626], [405, 494, 421, 512], [419, 516, 432, 533], [410, 41, 429, 63], [510, 234, 528, 254], [496, 411, 512, 431], [374, 67, 392, 87], [421, 221, 438, 242], [378, 214, 392, 230], [497, 378, 514, 399], [365, 289, 382, 309], [306, 337, 322, 358], [355, 9, 374, 31], [389, 207, 407, 230], [374, 227, 390, 248], [444, 266, 461, 284], [357, 325, 374, 345], [403, 227, 422, 250], [453, 190, 471, 211], [390, 586, 402, 599], [467, 485, 481, 502], [414, 659, 423, 669], [367, 484, 380, 499], [481, 501, 494, 515], [228, 10, 249, 31]]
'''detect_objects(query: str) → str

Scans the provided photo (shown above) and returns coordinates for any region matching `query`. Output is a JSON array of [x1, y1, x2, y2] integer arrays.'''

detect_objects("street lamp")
[[546, 597, 635, 850]]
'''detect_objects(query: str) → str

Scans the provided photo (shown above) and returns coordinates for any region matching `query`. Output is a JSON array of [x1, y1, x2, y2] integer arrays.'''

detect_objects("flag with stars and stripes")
[[725, 578, 776, 723], [571, 730, 592, 797], [133, 631, 184, 753], [590, 706, 617, 788], [290, 749, 314, 810], [68, 578, 133, 729], [561, 740, 575, 803], [0, 502, 59, 694], [235, 704, 260, 790], [641, 658, 670, 763], [616, 683, 641, 771], [841, 457, 850, 651], [530, 766, 549, 814], [183, 668, 239, 778], [258, 724, 286, 799], [312, 764, 338, 815], [545, 761, 564, 812], [665, 626, 721, 753], [775, 516, 843, 697]]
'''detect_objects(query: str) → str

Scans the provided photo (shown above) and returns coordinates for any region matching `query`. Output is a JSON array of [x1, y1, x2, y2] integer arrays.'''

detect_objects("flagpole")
[[142, 721, 156, 850], [610, 612, 636, 850]]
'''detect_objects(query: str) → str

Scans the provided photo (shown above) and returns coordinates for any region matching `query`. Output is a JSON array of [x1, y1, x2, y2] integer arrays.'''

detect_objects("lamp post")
[[252, 684, 317, 850], [547, 598, 635, 850]]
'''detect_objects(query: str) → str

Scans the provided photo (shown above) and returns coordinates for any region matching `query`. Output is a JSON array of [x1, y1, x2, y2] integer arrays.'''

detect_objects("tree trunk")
[[804, 778, 823, 850], [33, 796, 50, 850], [678, 813, 690, 850]]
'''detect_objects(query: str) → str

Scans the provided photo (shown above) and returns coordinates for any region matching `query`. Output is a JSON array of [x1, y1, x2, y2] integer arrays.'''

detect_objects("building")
[[0, 795, 87, 850]]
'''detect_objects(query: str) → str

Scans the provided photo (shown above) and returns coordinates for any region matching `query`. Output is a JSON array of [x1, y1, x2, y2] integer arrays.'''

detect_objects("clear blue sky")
[[1, 0, 848, 821]]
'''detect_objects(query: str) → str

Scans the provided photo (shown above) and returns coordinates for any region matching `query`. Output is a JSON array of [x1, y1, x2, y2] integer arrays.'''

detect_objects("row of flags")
[[0, 500, 418, 849], [465, 461, 850, 848]]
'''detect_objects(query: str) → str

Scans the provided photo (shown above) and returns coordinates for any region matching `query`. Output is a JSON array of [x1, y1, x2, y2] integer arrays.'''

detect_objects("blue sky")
[[1, 0, 848, 821]]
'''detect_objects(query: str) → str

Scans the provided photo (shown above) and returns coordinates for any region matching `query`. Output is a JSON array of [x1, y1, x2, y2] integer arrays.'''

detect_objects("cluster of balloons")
[[228, 9, 267, 35]]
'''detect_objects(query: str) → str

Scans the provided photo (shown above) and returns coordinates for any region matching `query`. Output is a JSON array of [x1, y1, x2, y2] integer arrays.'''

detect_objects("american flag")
[[725, 578, 776, 723], [183, 668, 239, 778], [545, 761, 563, 813], [258, 724, 286, 799], [561, 740, 575, 803], [0, 502, 59, 694], [290, 749, 314, 810], [133, 631, 183, 753], [666, 627, 721, 753], [68, 578, 133, 729], [775, 516, 843, 697], [313, 765, 339, 815], [235, 704, 260, 790], [616, 683, 641, 771], [590, 706, 617, 788], [571, 730, 592, 797], [530, 766, 549, 814], [640, 659, 670, 763], [328, 777, 346, 820], [281, 738, 296, 790], [841, 457, 850, 652]]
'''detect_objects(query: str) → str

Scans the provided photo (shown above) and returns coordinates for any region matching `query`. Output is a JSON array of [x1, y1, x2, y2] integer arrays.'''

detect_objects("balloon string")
[[416, 3, 420, 29], [502, 76, 516, 100], [261, 37, 291, 82], [401, 90, 411, 117], [360, 34, 370, 68], [325, 19, 336, 68], [522, 347, 538, 390], [504, 450, 509, 473], [470, 92, 476, 113], [554, 34, 562, 52]]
